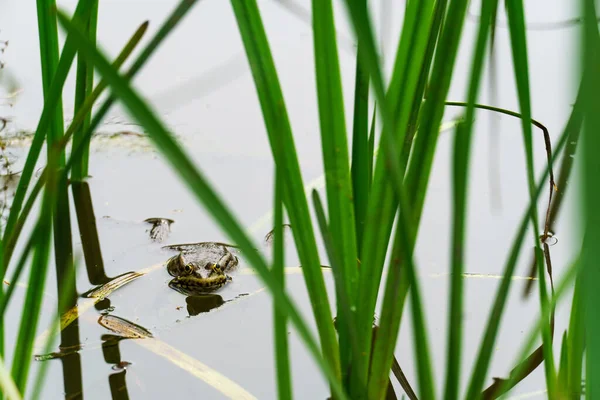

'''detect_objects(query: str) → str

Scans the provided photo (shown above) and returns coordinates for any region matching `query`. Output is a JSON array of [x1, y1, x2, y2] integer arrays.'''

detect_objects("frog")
[[163, 242, 239, 295]]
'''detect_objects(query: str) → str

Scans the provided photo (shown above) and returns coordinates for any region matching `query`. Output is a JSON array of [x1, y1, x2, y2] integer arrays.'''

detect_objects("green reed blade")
[[2, 175, 46, 275], [0, 174, 43, 382], [0, 226, 38, 317], [312, 189, 362, 395], [37, 1, 73, 287], [272, 170, 292, 400], [350, 0, 370, 258], [71, 0, 99, 181], [367, 107, 375, 188], [444, 2, 498, 399], [1, 0, 95, 268], [0, 355, 21, 400], [505, 0, 556, 392], [557, 331, 569, 395], [566, 272, 584, 397], [399, 0, 447, 165], [311, 0, 359, 383], [581, 0, 600, 396], [366, 224, 411, 400], [10, 153, 59, 393], [229, 0, 341, 386], [36, 0, 65, 162], [56, 12, 347, 399], [368, 186, 431, 400]]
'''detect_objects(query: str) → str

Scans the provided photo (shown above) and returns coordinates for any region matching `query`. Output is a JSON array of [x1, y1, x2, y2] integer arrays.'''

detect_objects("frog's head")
[[166, 253, 189, 277]]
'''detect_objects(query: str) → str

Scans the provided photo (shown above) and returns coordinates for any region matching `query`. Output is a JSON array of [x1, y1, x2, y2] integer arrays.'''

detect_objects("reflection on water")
[[101, 335, 134, 400], [73, 182, 110, 285], [185, 294, 225, 316]]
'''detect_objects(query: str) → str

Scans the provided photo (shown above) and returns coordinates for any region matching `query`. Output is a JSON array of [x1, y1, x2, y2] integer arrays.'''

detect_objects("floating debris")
[[98, 315, 153, 339], [84, 271, 144, 299]]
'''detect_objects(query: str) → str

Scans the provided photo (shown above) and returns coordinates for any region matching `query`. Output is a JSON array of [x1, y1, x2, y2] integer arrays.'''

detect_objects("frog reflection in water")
[[164, 242, 239, 295]]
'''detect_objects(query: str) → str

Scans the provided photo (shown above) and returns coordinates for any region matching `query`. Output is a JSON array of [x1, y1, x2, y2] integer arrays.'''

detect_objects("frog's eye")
[[184, 264, 193, 273]]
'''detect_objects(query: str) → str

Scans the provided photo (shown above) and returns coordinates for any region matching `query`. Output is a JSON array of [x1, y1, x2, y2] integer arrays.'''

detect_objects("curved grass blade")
[[56, 12, 347, 399], [504, 0, 556, 392], [445, 99, 561, 292], [521, 75, 584, 298], [464, 111, 572, 399], [228, 0, 341, 387]]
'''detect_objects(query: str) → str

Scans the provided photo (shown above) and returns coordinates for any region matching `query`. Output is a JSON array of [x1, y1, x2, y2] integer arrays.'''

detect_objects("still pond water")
[[0, 0, 582, 398]]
